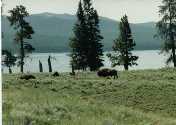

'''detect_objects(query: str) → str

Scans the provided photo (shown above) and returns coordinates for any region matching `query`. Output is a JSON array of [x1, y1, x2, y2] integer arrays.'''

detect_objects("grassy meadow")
[[2, 68, 176, 125]]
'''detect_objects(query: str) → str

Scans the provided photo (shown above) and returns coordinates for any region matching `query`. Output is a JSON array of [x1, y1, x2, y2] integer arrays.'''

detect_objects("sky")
[[3, 0, 162, 23]]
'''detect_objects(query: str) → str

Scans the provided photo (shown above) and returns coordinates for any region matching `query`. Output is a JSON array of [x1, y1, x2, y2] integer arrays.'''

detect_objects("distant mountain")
[[2, 13, 161, 53]]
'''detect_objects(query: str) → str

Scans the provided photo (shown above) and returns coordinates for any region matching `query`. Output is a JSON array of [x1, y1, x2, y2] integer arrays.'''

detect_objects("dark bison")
[[20, 74, 36, 80], [52, 72, 60, 77], [97, 68, 118, 79]]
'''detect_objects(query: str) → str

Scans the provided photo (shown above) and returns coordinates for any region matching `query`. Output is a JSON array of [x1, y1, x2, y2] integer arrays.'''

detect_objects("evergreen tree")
[[70, 0, 104, 71], [2, 50, 17, 74], [107, 15, 138, 70], [156, 0, 176, 66], [8, 5, 34, 73], [84, 0, 104, 71], [70, 0, 88, 71]]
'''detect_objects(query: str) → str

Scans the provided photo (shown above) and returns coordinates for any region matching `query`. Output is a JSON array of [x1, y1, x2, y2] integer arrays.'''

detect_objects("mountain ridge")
[[2, 13, 161, 53]]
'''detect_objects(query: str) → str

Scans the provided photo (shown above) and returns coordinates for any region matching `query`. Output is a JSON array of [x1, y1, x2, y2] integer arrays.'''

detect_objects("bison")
[[52, 72, 60, 77], [97, 68, 118, 79], [20, 74, 36, 80]]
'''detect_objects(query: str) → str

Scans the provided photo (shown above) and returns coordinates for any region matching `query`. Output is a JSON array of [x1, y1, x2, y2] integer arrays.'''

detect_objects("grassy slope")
[[2, 68, 176, 125]]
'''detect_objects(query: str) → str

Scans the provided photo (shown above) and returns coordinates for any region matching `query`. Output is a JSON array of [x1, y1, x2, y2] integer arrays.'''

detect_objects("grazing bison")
[[52, 72, 60, 77], [97, 68, 118, 79], [20, 74, 36, 80], [69, 72, 75, 76]]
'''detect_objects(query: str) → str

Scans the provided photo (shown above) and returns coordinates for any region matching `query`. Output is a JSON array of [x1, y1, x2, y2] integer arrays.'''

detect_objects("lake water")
[[2, 50, 172, 73]]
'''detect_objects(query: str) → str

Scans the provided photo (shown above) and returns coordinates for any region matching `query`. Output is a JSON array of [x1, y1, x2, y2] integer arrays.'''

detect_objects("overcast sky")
[[3, 0, 161, 23]]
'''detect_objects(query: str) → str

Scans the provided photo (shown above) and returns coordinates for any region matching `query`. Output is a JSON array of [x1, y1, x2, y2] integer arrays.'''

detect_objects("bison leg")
[[114, 75, 118, 79]]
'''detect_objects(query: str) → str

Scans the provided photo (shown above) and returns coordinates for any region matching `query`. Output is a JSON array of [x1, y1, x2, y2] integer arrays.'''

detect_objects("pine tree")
[[70, 0, 104, 71], [70, 0, 88, 71], [107, 15, 138, 70], [84, 0, 104, 71], [2, 50, 17, 74], [8, 5, 34, 73], [156, 0, 176, 66]]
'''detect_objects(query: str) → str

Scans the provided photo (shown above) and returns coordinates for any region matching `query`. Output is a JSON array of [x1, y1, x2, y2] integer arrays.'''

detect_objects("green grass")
[[2, 68, 176, 125]]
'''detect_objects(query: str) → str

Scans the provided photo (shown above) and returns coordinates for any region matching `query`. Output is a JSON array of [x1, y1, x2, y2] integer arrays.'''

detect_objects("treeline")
[[2, 0, 176, 73]]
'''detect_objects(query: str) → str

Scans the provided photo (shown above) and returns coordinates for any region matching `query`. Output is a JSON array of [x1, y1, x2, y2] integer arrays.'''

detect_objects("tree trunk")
[[170, 28, 176, 68], [71, 64, 75, 75], [8, 66, 12, 74], [124, 64, 129, 71], [125, 46, 129, 71], [48, 56, 52, 72], [39, 60, 43, 72], [124, 31, 129, 71], [172, 47, 176, 67], [20, 40, 24, 73]]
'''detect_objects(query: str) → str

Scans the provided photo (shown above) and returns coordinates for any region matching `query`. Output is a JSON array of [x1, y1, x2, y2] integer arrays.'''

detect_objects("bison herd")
[[19, 69, 118, 80], [97, 68, 118, 79]]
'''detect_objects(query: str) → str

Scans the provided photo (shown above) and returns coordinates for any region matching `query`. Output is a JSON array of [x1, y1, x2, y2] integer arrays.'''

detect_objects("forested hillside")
[[2, 13, 161, 53]]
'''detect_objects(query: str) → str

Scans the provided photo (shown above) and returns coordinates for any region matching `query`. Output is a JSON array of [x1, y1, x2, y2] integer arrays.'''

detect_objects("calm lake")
[[2, 50, 172, 73]]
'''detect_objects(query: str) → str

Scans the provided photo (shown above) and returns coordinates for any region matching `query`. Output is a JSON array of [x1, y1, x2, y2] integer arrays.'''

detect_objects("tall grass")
[[2, 68, 176, 125]]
